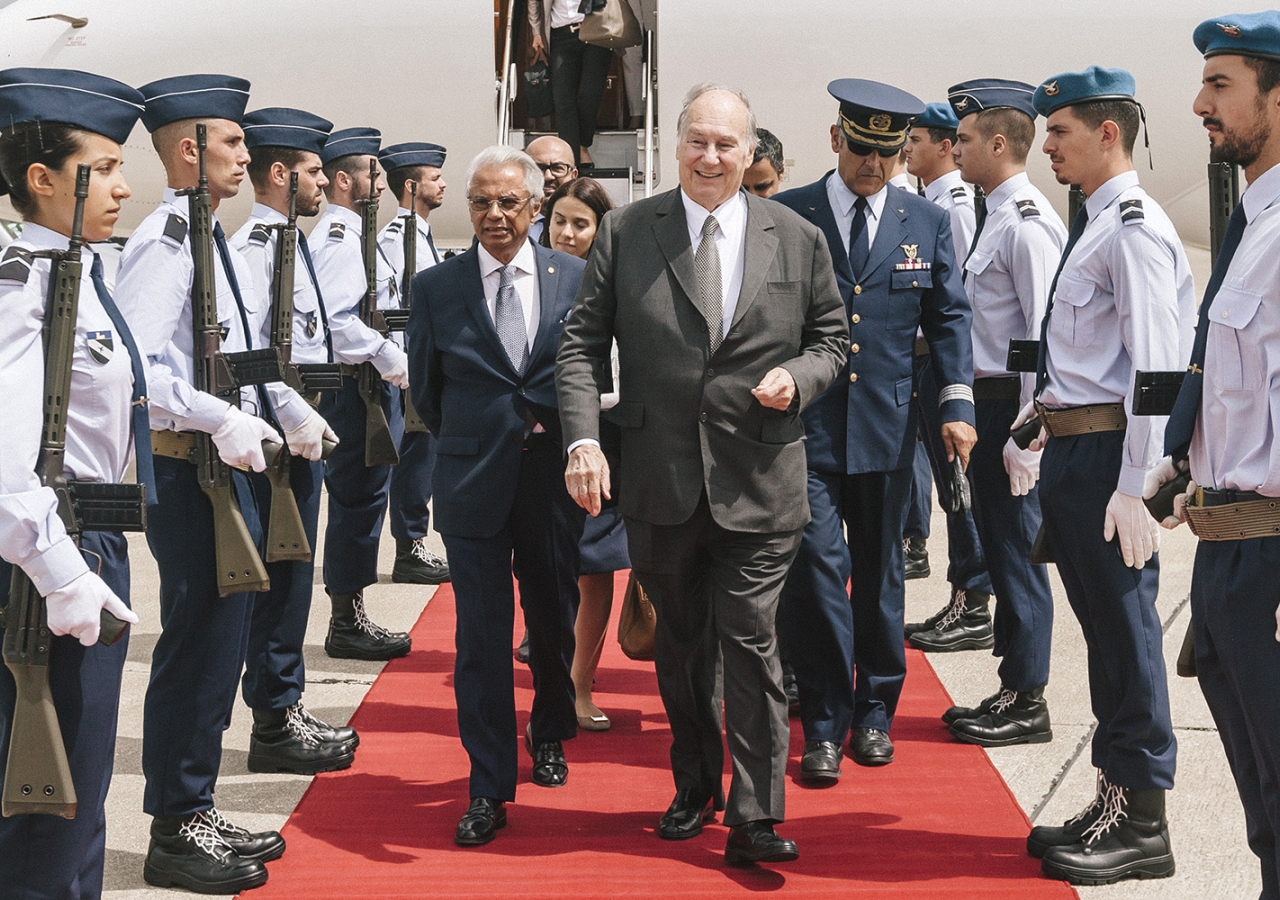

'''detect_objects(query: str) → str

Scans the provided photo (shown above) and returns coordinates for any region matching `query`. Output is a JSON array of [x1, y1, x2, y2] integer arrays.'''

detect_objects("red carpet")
[[247, 574, 1077, 899]]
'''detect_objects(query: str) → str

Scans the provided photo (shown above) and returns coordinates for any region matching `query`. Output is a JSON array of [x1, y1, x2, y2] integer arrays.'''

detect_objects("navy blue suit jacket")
[[773, 174, 974, 475], [407, 242, 586, 538]]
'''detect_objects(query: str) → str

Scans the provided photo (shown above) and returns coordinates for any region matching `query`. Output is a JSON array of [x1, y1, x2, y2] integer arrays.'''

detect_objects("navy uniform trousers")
[[389, 420, 436, 543], [968, 397, 1053, 690], [442, 433, 583, 802], [905, 440, 931, 541], [1192, 536, 1280, 900], [319, 375, 404, 594], [0, 532, 129, 900], [910, 353, 992, 592], [779, 465, 914, 740], [1038, 431, 1175, 789], [242, 456, 323, 711], [143, 457, 261, 818]]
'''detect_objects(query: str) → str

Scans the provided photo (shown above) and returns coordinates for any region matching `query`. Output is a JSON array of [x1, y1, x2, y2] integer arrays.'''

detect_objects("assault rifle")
[[356, 157, 399, 466]]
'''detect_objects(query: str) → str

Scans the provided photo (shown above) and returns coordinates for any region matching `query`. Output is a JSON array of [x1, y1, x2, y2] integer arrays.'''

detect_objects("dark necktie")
[[1164, 202, 1248, 459], [494, 264, 529, 374], [297, 230, 335, 362], [425, 228, 441, 265], [213, 221, 276, 423], [848, 196, 870, 278], [90, 253, 156, 506], [1034, 205, 1091, 396], [963, 194, 989, 280]]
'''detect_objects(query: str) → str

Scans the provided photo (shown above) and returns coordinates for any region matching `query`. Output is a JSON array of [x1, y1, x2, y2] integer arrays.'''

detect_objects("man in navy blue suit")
[[406, 146, 586, 847], [775, 79, 977, 779]]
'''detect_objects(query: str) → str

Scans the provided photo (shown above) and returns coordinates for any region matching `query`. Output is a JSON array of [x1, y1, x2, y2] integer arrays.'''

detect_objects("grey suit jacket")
[[556, 188, 848, 533]]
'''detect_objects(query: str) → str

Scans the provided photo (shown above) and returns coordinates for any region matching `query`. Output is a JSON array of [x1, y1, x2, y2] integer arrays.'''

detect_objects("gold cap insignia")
[[1043, 81, 1060, 96], [955, 97, 969, 111], [1219, 23, 1242, 37], [901, 243, 919, 259], [869, 113, 892, 132]]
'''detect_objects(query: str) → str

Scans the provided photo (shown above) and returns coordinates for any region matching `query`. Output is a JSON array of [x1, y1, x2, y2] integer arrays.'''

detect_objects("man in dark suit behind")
[[556, 83, 848, 867], [407, 146, 586, 847]]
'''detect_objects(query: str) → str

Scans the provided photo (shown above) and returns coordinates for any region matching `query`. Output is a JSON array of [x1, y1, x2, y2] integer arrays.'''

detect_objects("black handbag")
[[523, 60, 553, 119]]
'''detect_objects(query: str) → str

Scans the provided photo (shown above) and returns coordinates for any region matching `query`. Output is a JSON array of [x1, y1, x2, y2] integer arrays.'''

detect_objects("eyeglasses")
[[845, 140, 901, 159], [535, 162, 573, 177], [467, 194, 534, 215]]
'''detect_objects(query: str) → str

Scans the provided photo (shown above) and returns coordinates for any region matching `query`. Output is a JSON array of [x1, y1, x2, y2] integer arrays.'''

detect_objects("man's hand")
[[565, 444, 611, 517], [45, 570, 139, 647], [372, 345, 410, 390], [531, 33, 548, 64], [1143, 457, 1192, 529], [1103, 490, 1161, 569], [1012, 399, 1047, 451], [212, 407, 281, 473], [942, 421, 977, 469], [751, 367, 796, 411], [1002, 438, 1041, 496], [285, 410, 339, 462]]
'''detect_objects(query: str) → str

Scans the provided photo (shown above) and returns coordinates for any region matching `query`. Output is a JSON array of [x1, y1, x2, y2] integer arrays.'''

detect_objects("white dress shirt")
[[826, 174, 888, 260], [681, 188, 747, 341], [924, 169, 977, 269], [478, 238, 539, 351], [549, 0, 584, 28]]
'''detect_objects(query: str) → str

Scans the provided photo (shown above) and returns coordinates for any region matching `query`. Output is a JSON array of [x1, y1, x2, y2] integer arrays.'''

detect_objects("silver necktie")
[[494, 264, 528, 374], [695, 214, 723, 353]]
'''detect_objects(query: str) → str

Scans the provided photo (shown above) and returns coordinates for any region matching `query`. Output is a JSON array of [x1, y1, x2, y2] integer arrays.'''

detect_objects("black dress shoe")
[[949, 687, 1052, 747], [799, 740, 841, 782], [206, 808, 285, 862], [1041, 786, 1174, 885], [724, 821, 799, 867], [514, 628, 530, 664], [525, 725, 567, 787], [850, 727, 894, 766], [907, 588, 994, 652], [455, 797, 506, 846], [325, 591, 412, 661], [1028, 771, 1110, 859], [782, 662, 800, 716], [391, 538, 451, 584], [942, 688, 1003, 726], [248, 705, 356, 775], [903, 537, 930, 580], [658, 788, 716, 840], [144, 811, 268, 894]]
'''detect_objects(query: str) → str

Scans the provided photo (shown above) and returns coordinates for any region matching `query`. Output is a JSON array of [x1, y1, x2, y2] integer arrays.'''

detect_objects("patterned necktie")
[[297, 230, 334, 362], [1164, 201, 1248, 459], [1034, 205, 1091, 396], [213, 220, 277, 424], [695, 214, 724, 352], [848, 196, 870, 278], [494, 264, 528, 375], [90, 253, 156, 506]]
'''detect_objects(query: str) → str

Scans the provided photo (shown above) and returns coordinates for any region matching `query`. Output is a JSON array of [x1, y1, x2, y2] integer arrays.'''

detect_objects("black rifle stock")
[[357, 157, 399, 466], [181, 124, 270, 596], [401, 181, 428, 434]]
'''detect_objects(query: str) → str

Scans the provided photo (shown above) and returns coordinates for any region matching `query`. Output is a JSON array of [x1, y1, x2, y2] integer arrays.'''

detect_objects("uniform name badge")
[[894, 244, 930, 271]]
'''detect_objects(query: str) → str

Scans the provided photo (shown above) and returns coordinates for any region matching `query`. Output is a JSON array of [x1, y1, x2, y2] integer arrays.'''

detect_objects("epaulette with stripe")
[[1120, 199, 1144, 224], [248, 223, 271, 245], [0, 246, 33, 283], [384, 220, 402, 233], [1015, 199, 1040, 219], [950, 186, 968, 200], [162, 213, 188, 245], [328, 221, 346, 241]]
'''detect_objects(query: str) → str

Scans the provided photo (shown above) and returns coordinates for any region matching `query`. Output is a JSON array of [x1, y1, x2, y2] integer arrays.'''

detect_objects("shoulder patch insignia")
[[328, 221, 346, 241], [950, 186, 967, 199], [385, 220, 402, 233], [249, 223, 271, 245], [0, 246, 33, 283], [1015, 199, 1040, 219], [162, 213, 188, 245], [1120, 198, 1145, 224]]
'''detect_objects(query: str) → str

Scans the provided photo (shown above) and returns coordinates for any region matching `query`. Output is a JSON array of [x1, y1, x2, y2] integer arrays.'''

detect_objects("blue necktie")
[[1164, 202, 1248, 459], [848, 196, 870, 278], [213, 221, 277, 424], [1035, 205, 1091, 396], [425, 229, 441, 265], [297, 230, 335, 362], [90, 254, 157, 506], [962, 196, 988, 283]]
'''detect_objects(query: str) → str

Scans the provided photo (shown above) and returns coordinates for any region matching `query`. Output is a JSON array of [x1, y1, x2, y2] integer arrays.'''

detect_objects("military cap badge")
[[1043, 81, 1060, 96], [1219, 23, 1242, 37]]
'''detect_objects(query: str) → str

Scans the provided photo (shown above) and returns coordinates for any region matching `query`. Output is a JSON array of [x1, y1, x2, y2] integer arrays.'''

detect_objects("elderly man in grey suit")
[[556, 83, 848, 867]]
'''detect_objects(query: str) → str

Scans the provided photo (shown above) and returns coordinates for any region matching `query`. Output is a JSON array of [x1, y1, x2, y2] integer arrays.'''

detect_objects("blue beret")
[[137, 74, 251, 133], [827, 79, 924, 151], [913, 102, 959, 131], [0, 67, 143, 145], [1195, 12, 1280, 62], [321, 127, 380, 165], [948, 79, 1037, 120], [1033, 66, 1137, 117], [242, 107, 332, 155], [378, 141, 447, 171]]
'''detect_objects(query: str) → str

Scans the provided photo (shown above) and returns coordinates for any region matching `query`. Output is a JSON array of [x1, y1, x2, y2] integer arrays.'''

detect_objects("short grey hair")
[[465, 145, 543, 199], [675, 82, 759, 153]]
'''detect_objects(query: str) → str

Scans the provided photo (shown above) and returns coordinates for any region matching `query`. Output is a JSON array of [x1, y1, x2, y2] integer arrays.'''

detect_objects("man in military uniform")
[[376, 141, 450, 586], [941, 80, 1065, 747], [901, 100, 995, 652], [230, 107, 358, 777], [1023, 66, 1194, 885], [774, 79, 975, 781], [1156, 13, 1280, 897], [310, 127, 414, 661]]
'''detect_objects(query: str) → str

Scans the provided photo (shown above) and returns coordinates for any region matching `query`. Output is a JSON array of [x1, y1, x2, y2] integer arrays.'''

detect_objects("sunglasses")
[[845, 140, 901, 159]]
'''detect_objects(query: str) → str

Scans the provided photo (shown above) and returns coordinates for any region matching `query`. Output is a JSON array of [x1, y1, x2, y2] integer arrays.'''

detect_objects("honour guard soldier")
[[230, 107, 357, 776], [1023, 66, 1194, 885], [774, 79, 976, 780], [0, 66, 147, 900], [376, 142, 450, 586], [1154, 13, 1280, 897], [902, 100, 995, 653], [942, 80, 1065, 746], [115, 74, 289, 893], [310, 127, 413, 661]]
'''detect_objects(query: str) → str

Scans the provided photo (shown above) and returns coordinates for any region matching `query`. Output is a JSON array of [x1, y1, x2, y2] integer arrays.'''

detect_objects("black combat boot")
[[325, 590, 412, 661], [1041, 782, 1175, 885], [144, 811, 268, 893], [288, 700, 359, 750], [903, 536, 930, 580], [949, 686, 1052, 747], [907, 587, 994, 652], [942, 687, 1002, 726], [205, 807, 285, 862], [1027, 770, 1109, 858], [391, 537, 450, 584], [248, 705, 356, 775]]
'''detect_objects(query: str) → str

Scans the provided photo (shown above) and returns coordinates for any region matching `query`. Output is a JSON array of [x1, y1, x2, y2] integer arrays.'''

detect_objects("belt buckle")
[[1193, 486, 1206, 508]]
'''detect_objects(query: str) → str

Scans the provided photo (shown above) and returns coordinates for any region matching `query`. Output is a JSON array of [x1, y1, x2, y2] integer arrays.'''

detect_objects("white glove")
[[1171, 478, 1198, 530], [1011, 399, 1047, 452], [1142, 456, 1192, 529], [211, 406, 281, 473], [1002, 437, 1041, 496], [284, 410, 338, 461], [45, 570, 138, 647], [1103, 490, 1161, 569], [372, 344, 410, 389]]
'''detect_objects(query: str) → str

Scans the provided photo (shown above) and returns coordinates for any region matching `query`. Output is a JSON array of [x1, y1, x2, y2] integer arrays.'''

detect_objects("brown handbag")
[[616, 571, 656, 661]]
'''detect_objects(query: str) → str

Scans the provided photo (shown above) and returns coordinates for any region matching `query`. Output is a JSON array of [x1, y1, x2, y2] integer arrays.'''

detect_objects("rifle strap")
[[213, 221, 279, 428], [297, 231, 334, 363]]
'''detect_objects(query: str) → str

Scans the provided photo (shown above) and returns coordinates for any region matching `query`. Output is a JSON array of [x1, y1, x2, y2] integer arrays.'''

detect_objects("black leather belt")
[[1197, 487, 1266, 507], [551, 23, 581, 34]]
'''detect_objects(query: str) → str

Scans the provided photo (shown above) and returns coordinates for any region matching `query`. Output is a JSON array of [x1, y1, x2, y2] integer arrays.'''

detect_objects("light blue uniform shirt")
[[924, 169, 977, 271], [308, 204, 401, 366]]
